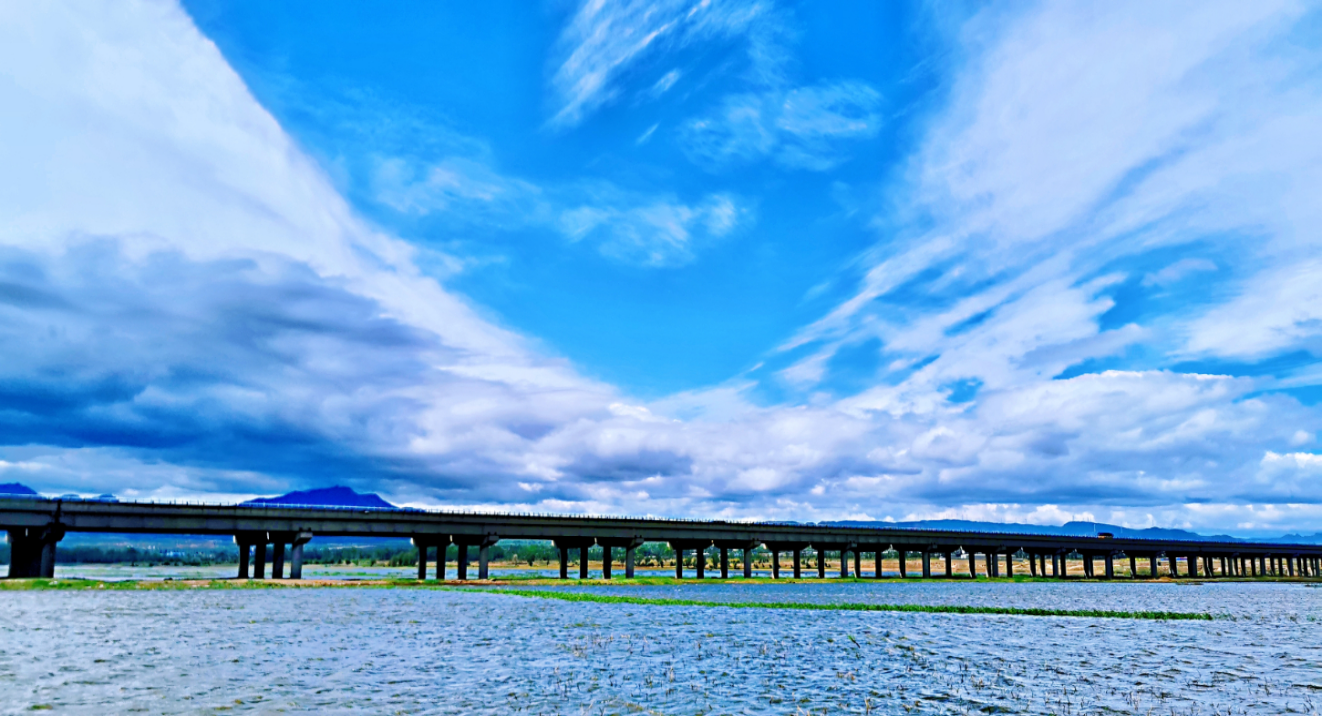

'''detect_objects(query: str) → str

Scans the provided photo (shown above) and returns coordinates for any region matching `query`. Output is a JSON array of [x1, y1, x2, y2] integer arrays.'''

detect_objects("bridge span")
[[3, 497, 1319, 581]]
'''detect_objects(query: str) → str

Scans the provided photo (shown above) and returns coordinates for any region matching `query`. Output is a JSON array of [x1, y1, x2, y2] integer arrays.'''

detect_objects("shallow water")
[[2, 583, 1320, 715]]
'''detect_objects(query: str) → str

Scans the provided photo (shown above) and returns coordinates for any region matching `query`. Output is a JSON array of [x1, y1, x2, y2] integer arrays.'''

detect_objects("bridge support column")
[[253, 540, 267, 580], [1189, 556, 1199, 578], [602, 546, 613, 580], [237, 541, 251, 579], [271, 542, 286, 580], [897, 549, 908, 578], [719, 547, 729, 579], [875, 550, 883, 579], [1104, 553, 1114, 579], [696, 548, 706, 579], [944, 552, 953, 578], [793, 549, 802, 579], [743, 548, 753, 578], [457, 544, 469, 580], [840, 549, 849, 579], [771, 551, 780, 579], [559, 545, 569, 579], [675, 548, 684, 579], [413, 539, 428, 580], [625, 546, 636, 579], [579, 545, 589, 579], [1005, 553, 1014, 578], [289, 534, 310, 580], [5, 527, 63, 579], [816, 550, 825, 579], [854, 550, 862, 579], [967, 551, 977, 579], [921, 552, 931, 579], [1129, 555, 1137, 579], [478, 544, 490, 580]]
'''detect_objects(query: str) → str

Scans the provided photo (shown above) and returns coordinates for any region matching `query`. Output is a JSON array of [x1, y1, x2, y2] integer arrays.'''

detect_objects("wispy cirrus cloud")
[[682, 80, 883, 171], [547, 0, 786, 128]]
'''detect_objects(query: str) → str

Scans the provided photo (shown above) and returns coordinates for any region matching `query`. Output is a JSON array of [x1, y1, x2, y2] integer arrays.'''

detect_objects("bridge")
[[3, 496, 1319, 581]]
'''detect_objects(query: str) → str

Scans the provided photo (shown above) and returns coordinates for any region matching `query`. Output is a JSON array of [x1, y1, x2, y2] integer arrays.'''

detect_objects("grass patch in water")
[[474, 588, 1214, 620]]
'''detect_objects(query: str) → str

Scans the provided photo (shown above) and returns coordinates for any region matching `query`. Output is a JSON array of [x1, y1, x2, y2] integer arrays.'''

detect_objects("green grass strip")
[[475, 588, 1214, 620]]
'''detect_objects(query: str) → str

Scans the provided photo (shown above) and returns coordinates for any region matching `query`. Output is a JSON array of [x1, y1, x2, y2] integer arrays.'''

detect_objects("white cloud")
[[547, 0, 778, 128], [2, 0, 1321, 535], [683, 80, 882, 171]]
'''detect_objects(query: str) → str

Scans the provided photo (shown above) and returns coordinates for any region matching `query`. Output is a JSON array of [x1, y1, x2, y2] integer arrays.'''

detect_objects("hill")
[[0, 482, 38, 496], [241, 486, 395, 509]]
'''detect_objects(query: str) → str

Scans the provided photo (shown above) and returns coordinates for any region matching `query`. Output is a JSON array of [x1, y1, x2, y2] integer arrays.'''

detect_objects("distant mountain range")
[[0, 482, 38, 496], [240, 486, 396, 509], [824, 519, 1322, 545]]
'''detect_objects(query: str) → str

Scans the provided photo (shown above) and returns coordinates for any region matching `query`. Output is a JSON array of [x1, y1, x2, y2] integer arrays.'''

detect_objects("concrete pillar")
[[720, 547, 729, 579], [1189, 556, 1199, 578], [875, 550, 883, 579], [897, 549, 908, 578], [944, 552, 953, 578], [290, 542, 305, 580], [1147, 554, 1156, 578], [457, 544, 469, 580], [237, 542, 251, 579], [1289, 556, 1296, 577], [253, 541, 267, 580], [743, 548, 753, 578], [967, 551, 977, 579], [1104, 553, 1114, 579], [478, 543, 490, 580], [559, 545, 569, 579], [674, 548, 684, 579], [416, 543, 428, 580], [696, 548, 706, 579], [602, 546, 613, 580], [626, 546, 637, 579], [771, 550, 780, 579], [854, 550, 862, 579], [579, 545, 589, 579], [436, 542, 447, 581], [1129, 555, 1137, 579], [793, 549, 802, 579], [816, 550, 825, 579], [272, 542, 286, 580], [1029, 553, 1038, 577], [840, 549, 849, 579], [921, 552, 931, 579], [1005, 553, 1014, 578]]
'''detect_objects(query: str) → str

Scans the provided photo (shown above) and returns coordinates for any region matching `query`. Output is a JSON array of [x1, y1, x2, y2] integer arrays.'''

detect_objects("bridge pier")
[[1029, 552, 1038, 577], [874, 550, 883, 578], [897, 548, 909, 578], [253, 540, 268, 580], [456, 544, 468, 580], [967, 550, 977, 579], [272, 542, 286, 580], [719, 547, 729, 579], [5, 526, 63, 579], [237, 540, 251, 579], [854, 549, 862, 579], [602, 545, 613, 579], [816, 549, 826, 579], [1005, 552, 1014, 578], [412, 538, 428, 580], [793, 548, 802, 578], [743, 547, 753, 578], [921, 551, 931, 578], [579, 545, 589, 579], [558, 544, 569, 579], [771, 550, 780, 579], [696, 548, 706, 579], [1104, 553, 1114, 579], [626, 545, 636, 578]]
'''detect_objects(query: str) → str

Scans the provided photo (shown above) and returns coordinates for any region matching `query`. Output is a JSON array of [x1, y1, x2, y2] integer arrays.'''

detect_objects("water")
[[2, 582, 1320, 715]]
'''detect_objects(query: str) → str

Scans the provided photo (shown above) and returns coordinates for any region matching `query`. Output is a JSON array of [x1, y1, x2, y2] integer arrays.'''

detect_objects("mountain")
[[1272, 533, 1322, 545], [822, 519, 1242, 542], [0, 482, 38, 496], [241, 486, 396, 509]]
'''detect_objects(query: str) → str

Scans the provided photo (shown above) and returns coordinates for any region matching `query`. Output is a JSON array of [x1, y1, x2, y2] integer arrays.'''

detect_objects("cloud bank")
[[2, 0, 1321, 534]]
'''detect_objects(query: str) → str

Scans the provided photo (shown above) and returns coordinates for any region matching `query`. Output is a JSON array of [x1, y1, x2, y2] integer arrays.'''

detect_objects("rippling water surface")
[[3, 582, 1320, 715]]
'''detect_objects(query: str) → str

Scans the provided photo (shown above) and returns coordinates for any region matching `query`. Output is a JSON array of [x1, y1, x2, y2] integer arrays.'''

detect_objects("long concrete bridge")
[[3, 496, 1319, 581]]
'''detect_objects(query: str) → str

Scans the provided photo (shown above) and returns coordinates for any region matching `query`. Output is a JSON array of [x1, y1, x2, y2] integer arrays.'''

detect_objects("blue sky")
[[2, 0, 1322, 535]]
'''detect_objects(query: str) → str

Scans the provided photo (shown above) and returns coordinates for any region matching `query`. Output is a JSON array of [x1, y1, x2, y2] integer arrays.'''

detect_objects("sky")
[[2, 0, 1322, 536]]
